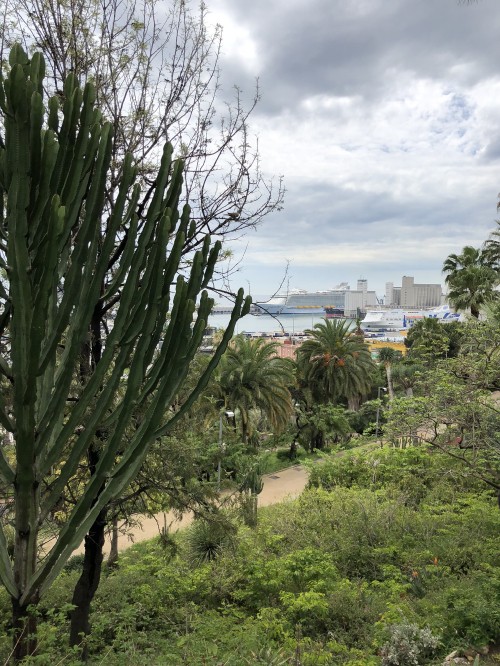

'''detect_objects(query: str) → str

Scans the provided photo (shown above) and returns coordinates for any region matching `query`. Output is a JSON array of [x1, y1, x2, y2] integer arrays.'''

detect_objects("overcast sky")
[[206, 0, 500, 299]]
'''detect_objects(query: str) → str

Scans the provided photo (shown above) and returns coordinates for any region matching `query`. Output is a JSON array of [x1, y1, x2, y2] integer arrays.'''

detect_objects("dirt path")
[[75, 464, 310, 556]]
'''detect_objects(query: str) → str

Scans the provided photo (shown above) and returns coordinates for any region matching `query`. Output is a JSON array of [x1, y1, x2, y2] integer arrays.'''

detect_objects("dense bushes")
[[0, 447, 498, 664]]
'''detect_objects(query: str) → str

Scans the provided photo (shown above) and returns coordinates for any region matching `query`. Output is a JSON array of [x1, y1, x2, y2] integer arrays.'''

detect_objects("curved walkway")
[[76, 464, 310, 556]]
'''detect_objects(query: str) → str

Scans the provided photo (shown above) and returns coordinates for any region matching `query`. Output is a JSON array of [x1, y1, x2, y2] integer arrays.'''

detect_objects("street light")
[[218, 410, 234, 488], [375, 387, 387, 444]]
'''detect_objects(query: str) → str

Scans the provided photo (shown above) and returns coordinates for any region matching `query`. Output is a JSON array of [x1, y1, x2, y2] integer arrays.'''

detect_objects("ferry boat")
[[360, 305, 462, 332], [324, 307, 346, 318]]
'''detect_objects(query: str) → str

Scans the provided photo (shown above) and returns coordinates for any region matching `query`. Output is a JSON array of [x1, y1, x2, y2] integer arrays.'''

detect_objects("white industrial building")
[[385, 276, 442, 308]]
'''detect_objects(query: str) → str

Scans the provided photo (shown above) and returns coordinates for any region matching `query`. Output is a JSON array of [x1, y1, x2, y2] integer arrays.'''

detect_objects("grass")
[[257, 446, 325, 474], [257, 438, 379, 476]]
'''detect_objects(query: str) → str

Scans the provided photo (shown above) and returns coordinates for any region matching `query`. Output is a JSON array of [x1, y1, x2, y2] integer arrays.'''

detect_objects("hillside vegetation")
[[1, 446, 498, 665]]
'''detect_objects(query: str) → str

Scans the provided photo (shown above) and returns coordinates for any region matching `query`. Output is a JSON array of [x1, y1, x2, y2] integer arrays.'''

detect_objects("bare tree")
[[2, 0, 284, 259]]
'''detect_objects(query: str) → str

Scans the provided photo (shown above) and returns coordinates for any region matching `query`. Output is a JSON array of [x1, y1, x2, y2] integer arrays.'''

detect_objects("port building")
[[385, 276, 442, 308]]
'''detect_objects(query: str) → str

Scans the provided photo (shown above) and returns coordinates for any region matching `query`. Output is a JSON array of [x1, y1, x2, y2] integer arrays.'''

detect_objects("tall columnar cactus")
[[0, 45, 250, 658]]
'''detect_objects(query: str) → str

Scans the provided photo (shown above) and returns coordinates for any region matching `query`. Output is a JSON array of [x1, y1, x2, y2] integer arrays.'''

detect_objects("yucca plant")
[[0, 45, 250, 659]]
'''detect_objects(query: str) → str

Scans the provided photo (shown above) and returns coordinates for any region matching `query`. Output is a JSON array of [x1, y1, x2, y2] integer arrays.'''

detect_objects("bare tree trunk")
[[69, 507, 107, 658], [69, 311, 105, 658], [107, 517, 119, 569], [12, 595, 39, 662]]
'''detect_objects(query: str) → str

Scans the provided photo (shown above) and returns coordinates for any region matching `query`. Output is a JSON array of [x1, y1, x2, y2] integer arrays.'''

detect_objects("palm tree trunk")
[[471, 304, 480, 319], [347, 395, 360, 411], [241, 412, 248, 445], [386, 364, 394, 400]]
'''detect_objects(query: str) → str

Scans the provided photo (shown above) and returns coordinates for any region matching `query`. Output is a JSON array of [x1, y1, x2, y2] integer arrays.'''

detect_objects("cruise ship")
[[361, 305, 462, 332], [254, 287, 349, 316]]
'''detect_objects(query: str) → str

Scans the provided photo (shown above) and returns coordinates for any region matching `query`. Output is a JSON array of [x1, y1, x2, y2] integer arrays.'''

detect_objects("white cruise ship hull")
[[255, 303, 326, 316]]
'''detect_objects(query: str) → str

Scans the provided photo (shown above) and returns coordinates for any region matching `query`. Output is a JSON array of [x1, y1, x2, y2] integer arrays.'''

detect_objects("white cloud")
[[207, 2, 260, 74], [209, 0, 500, 294]]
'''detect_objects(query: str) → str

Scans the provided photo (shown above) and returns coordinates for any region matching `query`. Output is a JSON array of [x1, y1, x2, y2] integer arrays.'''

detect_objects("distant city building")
[[345, 289, 377, 316], [385, 276, 442, 307], [385, 282, 394, 307]]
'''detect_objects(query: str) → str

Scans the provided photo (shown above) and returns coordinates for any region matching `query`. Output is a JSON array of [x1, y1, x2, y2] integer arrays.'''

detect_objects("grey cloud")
[[217, 0, 500, 114]]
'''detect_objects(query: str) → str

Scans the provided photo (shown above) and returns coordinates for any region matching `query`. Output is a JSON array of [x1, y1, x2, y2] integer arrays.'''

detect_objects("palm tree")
[[443, 245, 498, 318], [377, 347, 402, 400], [391, 362, 423, 397], [296, 319, 376, 410], [483, 220, 500, 270], [216, 336, 295, 446], [405, 317, 450, 364]]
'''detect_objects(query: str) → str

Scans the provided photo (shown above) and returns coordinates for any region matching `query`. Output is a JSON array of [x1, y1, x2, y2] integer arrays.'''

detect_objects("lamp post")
[[217, 410, 234, 488], [375, 387, 387, 444]]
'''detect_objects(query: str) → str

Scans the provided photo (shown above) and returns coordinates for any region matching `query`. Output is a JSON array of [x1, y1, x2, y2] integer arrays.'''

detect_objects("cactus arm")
[[28, 130, 59, 249], [126, 214, 188, 399], [47, 96, 58, 132], [39, 346, 132, 513], [59, 83, 95, 207], [7, 61, 34, 436], [30, 198, 63, 385], [0, 388, 15, 433], [100, 213, 138, 303], [162, 159, 184, 223], [119, 213, 171, 346], [6, 58, 41, 596], [0, 352, 12, 380], [201, 240, 222, 289], [145, 143, 174, 223], [28, 91, 43, 215], [55, 118, 100, 257], [35, 283, 57, 425], [100, 173, 142, 302], [53, 79, 84, 193], [0, 524, 17, 597], [128, 276, 187, 405], [38, 162, 171, 476], [0, 446, 15, 484], [37, 181, 155, 453], [154, 291, 250, 438], [37, 123, 113, 375], [26, 270, 248, 607], [25, 260, 250, 599]]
